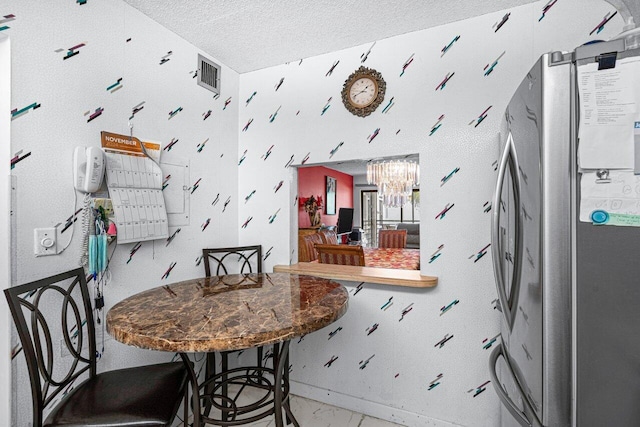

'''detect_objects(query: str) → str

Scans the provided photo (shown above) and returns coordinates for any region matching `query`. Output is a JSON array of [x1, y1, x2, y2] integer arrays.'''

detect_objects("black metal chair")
[[201, 245, 267, 421], [4, 268, 190, 427], [202, 245, 263, 277], [201, 245, 264, 374]]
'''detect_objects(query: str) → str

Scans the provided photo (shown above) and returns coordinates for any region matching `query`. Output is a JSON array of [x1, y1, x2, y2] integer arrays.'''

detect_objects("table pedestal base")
[[183, 341, 298, 427]]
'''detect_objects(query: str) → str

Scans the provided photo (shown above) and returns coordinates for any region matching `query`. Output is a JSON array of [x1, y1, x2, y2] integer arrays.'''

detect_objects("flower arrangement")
[[300, 195, 323, 213], [300, 195, 323, 227]]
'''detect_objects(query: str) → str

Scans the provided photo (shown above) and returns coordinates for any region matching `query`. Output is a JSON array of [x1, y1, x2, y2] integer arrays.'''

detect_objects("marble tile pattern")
[[106, 273, 348, 353]]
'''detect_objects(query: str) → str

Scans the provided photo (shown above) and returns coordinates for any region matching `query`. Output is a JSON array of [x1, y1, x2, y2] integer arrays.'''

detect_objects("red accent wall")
[[298, 166, 353, 228]]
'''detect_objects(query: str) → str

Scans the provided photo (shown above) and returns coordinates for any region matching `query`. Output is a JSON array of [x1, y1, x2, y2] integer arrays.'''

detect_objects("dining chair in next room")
[[378, 229, 408, 248]]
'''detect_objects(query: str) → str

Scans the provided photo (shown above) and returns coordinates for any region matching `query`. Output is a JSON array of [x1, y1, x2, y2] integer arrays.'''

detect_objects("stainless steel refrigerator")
[[489, 40, 640, 427]]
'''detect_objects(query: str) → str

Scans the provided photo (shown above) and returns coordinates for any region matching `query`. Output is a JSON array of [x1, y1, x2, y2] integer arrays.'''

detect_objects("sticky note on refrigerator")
[[591, 210, 640, 227], [580, 170, 640, 222]]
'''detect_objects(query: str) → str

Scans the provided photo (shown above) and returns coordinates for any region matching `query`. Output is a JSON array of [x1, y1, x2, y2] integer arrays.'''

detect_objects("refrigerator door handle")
[[491, 132, 524, 330], [508, 132, 524, 329], [492, 133, 513, 328], [489, 342, 536, 427]]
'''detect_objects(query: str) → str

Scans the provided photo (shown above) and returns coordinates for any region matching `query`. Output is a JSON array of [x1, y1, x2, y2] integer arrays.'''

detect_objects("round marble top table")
[[106, 273, 349, 353]]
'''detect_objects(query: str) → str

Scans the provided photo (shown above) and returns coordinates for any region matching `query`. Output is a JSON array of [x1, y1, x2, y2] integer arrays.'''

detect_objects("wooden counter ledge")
[[273, 262, 437, 288]]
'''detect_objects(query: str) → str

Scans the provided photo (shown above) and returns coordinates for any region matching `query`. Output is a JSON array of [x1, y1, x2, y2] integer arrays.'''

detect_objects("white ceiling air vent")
[[197, 54, 220, 95]]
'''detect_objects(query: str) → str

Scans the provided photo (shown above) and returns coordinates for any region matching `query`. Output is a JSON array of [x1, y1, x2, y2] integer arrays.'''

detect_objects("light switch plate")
[[34, 227, 57, 256]]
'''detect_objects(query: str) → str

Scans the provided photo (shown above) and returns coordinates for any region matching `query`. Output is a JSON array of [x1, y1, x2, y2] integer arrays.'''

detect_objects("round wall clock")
[[341, 66, 386, 117]]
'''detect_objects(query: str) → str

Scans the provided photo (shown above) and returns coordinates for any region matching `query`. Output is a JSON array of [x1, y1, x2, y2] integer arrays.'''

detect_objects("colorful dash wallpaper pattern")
[[5, 0, 624, 426], [6, 2, 239, 425], [236, 1, 622, 426]]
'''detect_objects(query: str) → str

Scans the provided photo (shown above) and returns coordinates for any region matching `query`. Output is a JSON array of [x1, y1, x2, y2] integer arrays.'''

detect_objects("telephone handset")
[[73, 146, 105, 193]]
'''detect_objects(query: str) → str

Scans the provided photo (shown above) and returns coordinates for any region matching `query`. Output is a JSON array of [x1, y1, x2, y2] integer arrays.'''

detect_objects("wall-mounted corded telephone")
[[72, 146, 110, 331], [73, 146, 105, 193]]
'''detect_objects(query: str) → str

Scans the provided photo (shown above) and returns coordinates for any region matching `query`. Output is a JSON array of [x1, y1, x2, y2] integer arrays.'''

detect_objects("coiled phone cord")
[[79, 193, 92, 266]]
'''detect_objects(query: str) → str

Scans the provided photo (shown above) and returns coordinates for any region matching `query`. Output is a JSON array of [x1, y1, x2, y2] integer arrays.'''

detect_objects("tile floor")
[[240, 394, 405, 426], [199, 387, 405, 427]]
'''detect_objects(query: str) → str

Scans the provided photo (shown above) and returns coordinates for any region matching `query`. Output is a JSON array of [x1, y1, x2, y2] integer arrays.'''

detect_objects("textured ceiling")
[[122, 0, 537, 73]]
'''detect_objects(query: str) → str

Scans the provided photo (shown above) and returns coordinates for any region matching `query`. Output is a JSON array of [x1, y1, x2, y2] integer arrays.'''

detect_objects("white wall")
[[0, 33, 12, 427], [7, 1, 239, 424], [238, 1, 623, 425]]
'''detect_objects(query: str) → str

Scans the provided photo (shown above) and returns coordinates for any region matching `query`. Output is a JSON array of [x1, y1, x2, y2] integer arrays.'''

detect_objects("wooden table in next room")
[[363, 247, 420, 270]]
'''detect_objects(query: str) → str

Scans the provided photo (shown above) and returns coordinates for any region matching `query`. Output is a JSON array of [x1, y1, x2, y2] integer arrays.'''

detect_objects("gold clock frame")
[[341, 66, 386, 118]]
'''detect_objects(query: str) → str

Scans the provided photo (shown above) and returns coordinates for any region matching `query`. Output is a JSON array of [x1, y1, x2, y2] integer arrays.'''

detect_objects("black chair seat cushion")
[[44, 362, 188, 427]]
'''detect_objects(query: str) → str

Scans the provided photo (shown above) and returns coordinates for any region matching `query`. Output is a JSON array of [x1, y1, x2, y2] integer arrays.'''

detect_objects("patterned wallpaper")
[[6, 1, 239, 425], [4, 0, 624, 426], [237, 1, 622, 425]]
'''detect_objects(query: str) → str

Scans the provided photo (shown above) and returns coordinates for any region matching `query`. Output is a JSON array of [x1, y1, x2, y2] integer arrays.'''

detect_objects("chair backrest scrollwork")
[[4, 268, 96, 427], [202, 245, 263, 277]]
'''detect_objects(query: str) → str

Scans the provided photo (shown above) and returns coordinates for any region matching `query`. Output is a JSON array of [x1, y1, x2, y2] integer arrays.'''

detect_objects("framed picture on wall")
[[326, 176, 336, 215]]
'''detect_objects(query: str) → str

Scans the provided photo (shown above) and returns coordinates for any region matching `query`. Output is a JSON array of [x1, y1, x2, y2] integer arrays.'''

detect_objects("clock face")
[[341, 66, 386, 117], [348, 77, 377, 107]]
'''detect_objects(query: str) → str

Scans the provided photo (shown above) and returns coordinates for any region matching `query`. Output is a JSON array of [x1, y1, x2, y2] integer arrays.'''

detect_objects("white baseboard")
[[290, 380, 463, 427]]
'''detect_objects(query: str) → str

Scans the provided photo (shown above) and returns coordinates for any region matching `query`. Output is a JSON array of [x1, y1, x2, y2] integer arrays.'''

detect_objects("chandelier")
[[366, 160, 419, 208]]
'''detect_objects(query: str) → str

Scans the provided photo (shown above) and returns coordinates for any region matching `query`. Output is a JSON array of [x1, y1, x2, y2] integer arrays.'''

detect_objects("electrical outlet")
[[34, 227, 58, 256]]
